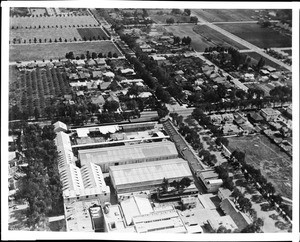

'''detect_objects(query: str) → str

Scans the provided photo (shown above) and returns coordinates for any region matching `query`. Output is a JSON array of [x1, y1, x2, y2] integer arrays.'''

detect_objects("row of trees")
[[13, 124, 63, 230], [65, 51, 118, 60], [230, 150, 292, 220], [11, 23, 100, 30]]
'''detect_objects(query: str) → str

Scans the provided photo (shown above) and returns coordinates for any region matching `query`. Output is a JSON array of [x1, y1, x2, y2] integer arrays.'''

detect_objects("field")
[[9, 41, 122, 62], [163, 24, 247, 52], [245, 51, 289, 71], [77, 28, 109, 40], [149, 14, 191, 24], [193, 25, 248, 50], [227, 135, 292, 199], [215, 23, 292, 48], [282, 49, 292, 56], [191, 9, 269, 22], [10, 15, 98, 28]]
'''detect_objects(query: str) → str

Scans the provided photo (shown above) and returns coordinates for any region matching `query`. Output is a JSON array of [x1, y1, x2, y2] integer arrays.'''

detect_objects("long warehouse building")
[[78, 141, 178, 173], [109, 158, 193, 194]]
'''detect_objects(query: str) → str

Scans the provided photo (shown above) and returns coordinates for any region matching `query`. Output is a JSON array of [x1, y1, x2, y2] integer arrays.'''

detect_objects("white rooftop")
[[109, 158, 192, 186]]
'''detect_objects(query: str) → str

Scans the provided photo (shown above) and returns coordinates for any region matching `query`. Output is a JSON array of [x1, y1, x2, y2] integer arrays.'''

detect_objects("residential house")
[[91, 95, 105, 108], [108, 80, 123, 91], [92, 71, 102, 79], [100, 81, 112, 91], [248, 112, 264, 123]]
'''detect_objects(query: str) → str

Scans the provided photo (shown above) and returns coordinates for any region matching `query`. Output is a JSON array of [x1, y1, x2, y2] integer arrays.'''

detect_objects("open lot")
[[191, 9, 263, 22], [77, 27, 109, 40], [193, 25, 248, 50], [245, 51, 290, 71], [215, 23, 292, 49], [227, 135, 292, 200], [9, 41, 122, 62]]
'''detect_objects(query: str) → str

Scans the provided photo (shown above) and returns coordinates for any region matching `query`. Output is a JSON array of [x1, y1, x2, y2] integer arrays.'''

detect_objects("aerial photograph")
[[5, 4, 294, 237]]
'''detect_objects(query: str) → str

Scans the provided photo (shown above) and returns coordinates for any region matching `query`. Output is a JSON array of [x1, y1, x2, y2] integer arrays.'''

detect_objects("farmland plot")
[[10, 41, 122, 62], [10, 15, 98, 28], [215, 23, 292, 48], [77, 28, 109, 40], [227, 135, 292, 199]]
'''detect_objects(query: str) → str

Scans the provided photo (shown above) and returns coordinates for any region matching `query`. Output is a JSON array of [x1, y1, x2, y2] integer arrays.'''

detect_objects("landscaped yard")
[[227, 135, 292, 200], [9, 41, 122, 62], [215, 23, 292, 48]]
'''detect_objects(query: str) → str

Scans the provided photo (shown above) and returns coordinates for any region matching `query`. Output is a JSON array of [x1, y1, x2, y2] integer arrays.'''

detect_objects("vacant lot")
[[246, 51, 289, 71], [215, 23, 292, 48], [9, 41, 122, 62], [10, 15, 98, 28], [77, 27, 109, 40], [193, 25, 248, 50], [227, 135, 292, 199]]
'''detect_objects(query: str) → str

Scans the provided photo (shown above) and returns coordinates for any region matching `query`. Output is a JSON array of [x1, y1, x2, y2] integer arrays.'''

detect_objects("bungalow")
[[69, 73, 79, 80], [260, 69, 270, 76], [91, 95, 105, 107], [270, 74, 279, 80], [87, 80, 100, 90], [73, 59, 85, 66], [107, 92, 119, 103], [95, 58, 107, 66], [121, 68, 135, 76], [222, 123, 241, 136], [175, 75, 187, 84], [266, 66, 277, 73], [92, 71, 102, 79], [202, 65, 215, 73], [108, 80, 123, 91], [103, 71, 115, 78], [86, 59, 97, 66], [233, 113, 247, 125], [248, 112, 264, 123], [100, 81, 112, 91], [214, 76, 226, 84], [138, 92, 152, 98]]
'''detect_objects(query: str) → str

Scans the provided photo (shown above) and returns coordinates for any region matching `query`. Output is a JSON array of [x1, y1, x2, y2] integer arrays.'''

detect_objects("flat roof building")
[[109, 158, 193, 194], [79, 141, 178, 173], [55, 131, 75, 171]]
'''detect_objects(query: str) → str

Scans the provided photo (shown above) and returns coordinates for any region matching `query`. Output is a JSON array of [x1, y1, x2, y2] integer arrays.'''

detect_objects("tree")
[[103, 100, 119, 112], [162, 178, 169, 192], [113, 53, 118, 58], [190, 16, 198, 23], [80, 54, 85, 59], [173, 36, 181, 45], [166, 17, 175, 24], [107, 51, 113, 58], [184, 9, 191, 16], [171, 9, 181, 15], [91, 52, 97, 59], [215, 137, 229, 147], [238, 197, 252, 213], [41, 125, 56, 140], [157, 104, 169, 119], [34, 107, 40, 120]]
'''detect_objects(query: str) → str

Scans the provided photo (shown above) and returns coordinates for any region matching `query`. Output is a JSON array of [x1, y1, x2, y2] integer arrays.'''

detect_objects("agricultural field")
[[163, 24, 214, 52], [227, 135, 292, 200], [191, 9, 270, 22], [10, 15, 98, 29], [9, 41, 122, 62], [245, 51, 289, 71], [215, 23, 292, 48], [149, 14, 191, 24], [9, 65, 71, 116], [193, 25, 248, 50], [10, 28, 83, 44], [163, 24, 247, 52], [77, 28, 109, 40]]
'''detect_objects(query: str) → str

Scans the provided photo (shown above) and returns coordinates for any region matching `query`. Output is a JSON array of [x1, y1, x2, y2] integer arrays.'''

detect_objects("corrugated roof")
[[79, 141, 178, 167], [110, 158, 191, 186]]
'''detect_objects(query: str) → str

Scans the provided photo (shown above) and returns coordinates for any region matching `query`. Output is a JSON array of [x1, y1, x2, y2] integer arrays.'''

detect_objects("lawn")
[[77, 27, 109, 40], [245, 51, 290, 71], [193, 25, 248, 50], [215, 23, 292, 49], [227, 135, 292, 200], [9, 41, 122, 62]]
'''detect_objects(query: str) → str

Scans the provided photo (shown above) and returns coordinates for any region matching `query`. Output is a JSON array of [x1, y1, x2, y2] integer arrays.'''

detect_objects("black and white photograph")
[[1, 1, 299, 241]]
